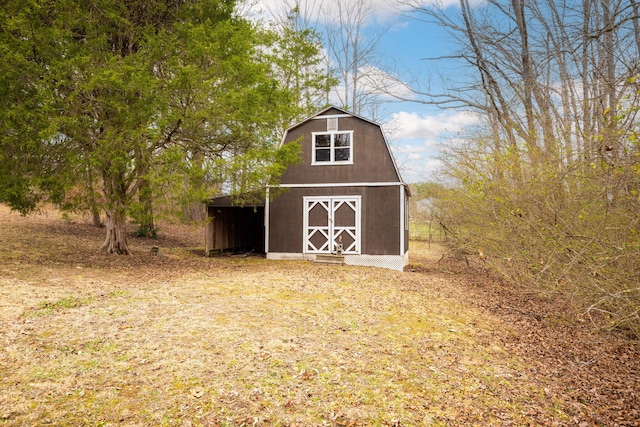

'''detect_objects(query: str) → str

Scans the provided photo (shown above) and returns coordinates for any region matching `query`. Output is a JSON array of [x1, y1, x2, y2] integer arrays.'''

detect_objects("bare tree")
[[321, 0, 387, 119], [398, 0, 640, 336]]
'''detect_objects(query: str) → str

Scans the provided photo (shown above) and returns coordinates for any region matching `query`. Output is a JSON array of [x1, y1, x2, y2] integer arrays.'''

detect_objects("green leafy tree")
[[263, 6, 338, 130], [0, 1, 73, 213], [0, 0, 307, 254]]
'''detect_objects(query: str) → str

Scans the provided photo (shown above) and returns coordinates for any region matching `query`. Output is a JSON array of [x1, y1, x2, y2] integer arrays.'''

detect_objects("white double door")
[[304, 196, 361, 254]]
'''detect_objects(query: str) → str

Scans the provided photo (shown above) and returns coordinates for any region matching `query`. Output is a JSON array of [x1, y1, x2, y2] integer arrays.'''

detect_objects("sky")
[[248, 0, 483, 183]]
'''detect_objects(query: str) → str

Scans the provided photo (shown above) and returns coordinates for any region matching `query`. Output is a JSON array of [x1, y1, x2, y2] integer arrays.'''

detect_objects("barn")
[[205, 106, 410, 271]]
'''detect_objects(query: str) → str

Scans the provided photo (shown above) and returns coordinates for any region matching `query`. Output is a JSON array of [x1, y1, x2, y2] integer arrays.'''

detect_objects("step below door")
[[304, 196, 360, 254]]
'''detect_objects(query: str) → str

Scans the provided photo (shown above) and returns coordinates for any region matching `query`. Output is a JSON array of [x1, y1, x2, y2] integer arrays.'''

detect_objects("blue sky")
[[249, 0, 481, 183]]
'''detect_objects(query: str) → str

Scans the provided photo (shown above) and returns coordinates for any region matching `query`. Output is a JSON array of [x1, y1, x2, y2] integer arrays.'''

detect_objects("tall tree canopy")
[[0, 0, 325, 254]]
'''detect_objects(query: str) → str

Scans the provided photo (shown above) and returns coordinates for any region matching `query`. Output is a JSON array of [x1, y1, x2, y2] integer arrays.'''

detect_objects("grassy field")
[[0, 205, 638, 426]]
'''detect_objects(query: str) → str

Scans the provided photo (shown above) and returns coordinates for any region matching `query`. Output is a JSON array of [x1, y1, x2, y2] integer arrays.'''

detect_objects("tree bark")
[[632, 0, 640, 55], [601, 0, 618, 161], [512, 0, 537, 155], [134, 177, 157, 237], [101, 165, 132, 254], [101, 201, 131, 254], [86, 164, 103, 227], [91, 201, 102, 228]]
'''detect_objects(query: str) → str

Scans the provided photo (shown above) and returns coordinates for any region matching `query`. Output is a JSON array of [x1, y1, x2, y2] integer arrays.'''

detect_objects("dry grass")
[[0, 205, 637, 426]]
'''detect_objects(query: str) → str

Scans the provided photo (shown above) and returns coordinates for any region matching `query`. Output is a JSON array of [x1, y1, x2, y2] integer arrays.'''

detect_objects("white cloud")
[[386, 110, 479, 143], [411, 0, 486, 9], [245, 0, 404, 25], [384, 110, 480, 182], [391, 146, 444, 183], [418, 156, 445, 180], [244, 0, 487, 26], [359, 65, 415, 100], [390, 140, 445, 182], [392, 144, 426, 161]]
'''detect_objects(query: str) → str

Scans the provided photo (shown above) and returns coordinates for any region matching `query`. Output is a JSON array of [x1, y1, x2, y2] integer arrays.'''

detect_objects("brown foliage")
[[432, 154, 640, 338]]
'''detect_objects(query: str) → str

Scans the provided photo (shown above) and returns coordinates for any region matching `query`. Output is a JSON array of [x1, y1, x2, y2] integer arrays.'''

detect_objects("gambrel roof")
[[280, 105, 408, 191]]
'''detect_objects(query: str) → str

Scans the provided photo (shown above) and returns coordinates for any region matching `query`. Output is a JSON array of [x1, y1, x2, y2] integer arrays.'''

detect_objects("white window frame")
[[311, 131, 354, 165]]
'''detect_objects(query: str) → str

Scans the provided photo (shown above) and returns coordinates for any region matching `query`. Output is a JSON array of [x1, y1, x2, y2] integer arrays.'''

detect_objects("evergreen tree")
[[0, 0, 309, 253]]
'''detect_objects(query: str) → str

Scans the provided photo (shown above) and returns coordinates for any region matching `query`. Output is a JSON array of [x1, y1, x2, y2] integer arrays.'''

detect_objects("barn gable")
[[279, 106, 404, 185]]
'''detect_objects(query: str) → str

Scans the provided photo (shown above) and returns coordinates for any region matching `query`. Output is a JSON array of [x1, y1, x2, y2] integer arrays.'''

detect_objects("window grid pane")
[[334, 148, 350, 161], [316, 148, 330, 162], [335, 133, 350, 147], [313, 132, 352, 164], [315, 134, 331, 147]]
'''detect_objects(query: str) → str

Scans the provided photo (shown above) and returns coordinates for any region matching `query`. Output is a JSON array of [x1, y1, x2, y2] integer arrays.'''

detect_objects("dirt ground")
[[0, 205, 638, 426]]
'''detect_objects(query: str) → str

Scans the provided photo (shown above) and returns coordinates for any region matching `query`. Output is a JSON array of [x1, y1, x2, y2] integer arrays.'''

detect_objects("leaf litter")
[[0, 205, 638, 426]]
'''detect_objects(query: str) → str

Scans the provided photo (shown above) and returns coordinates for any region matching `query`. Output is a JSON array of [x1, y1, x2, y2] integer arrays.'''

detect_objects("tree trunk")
[[86, 164, 103, 227], [512, 0, 537, 155], [183, 201, 205, 222], [182, 149, 206, 222], [101, 202, 131, 254], [91, 205, 102, 228], [134, 177, 156, 237], [600, 0, 618, 162], [582, 0, 594, 162]]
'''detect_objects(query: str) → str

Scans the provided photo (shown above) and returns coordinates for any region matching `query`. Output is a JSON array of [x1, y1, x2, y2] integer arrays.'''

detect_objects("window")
[[312, 131, 353, 164]]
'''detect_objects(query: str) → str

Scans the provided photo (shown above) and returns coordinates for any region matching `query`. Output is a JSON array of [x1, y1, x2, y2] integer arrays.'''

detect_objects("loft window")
[[312, 131, 353, 165]]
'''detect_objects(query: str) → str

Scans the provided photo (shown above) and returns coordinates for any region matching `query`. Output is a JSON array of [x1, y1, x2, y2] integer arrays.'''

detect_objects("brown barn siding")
[[363, 185, 401, 255], [268, 186, 401, 255], [280, 116, 400, 185], [268, 190, 304, 253]]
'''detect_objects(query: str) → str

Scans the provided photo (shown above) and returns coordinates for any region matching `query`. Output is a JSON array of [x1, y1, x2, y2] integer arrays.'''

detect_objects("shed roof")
[[207, 191, 265, 207]]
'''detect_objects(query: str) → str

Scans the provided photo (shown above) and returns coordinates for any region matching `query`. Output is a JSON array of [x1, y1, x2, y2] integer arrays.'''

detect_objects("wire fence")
[[409, 221, 446, 242]]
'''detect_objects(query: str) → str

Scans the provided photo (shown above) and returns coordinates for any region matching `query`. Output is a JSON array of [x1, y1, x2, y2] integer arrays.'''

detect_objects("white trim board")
[[400, 185, 405, 256], [311, 114, 352, 120], [264, 187, 270, 254], [274, 182, 403, 189]]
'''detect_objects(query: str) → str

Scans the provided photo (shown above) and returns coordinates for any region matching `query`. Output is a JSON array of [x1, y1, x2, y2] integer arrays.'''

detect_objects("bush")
[[433, 150, 640, 338]]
